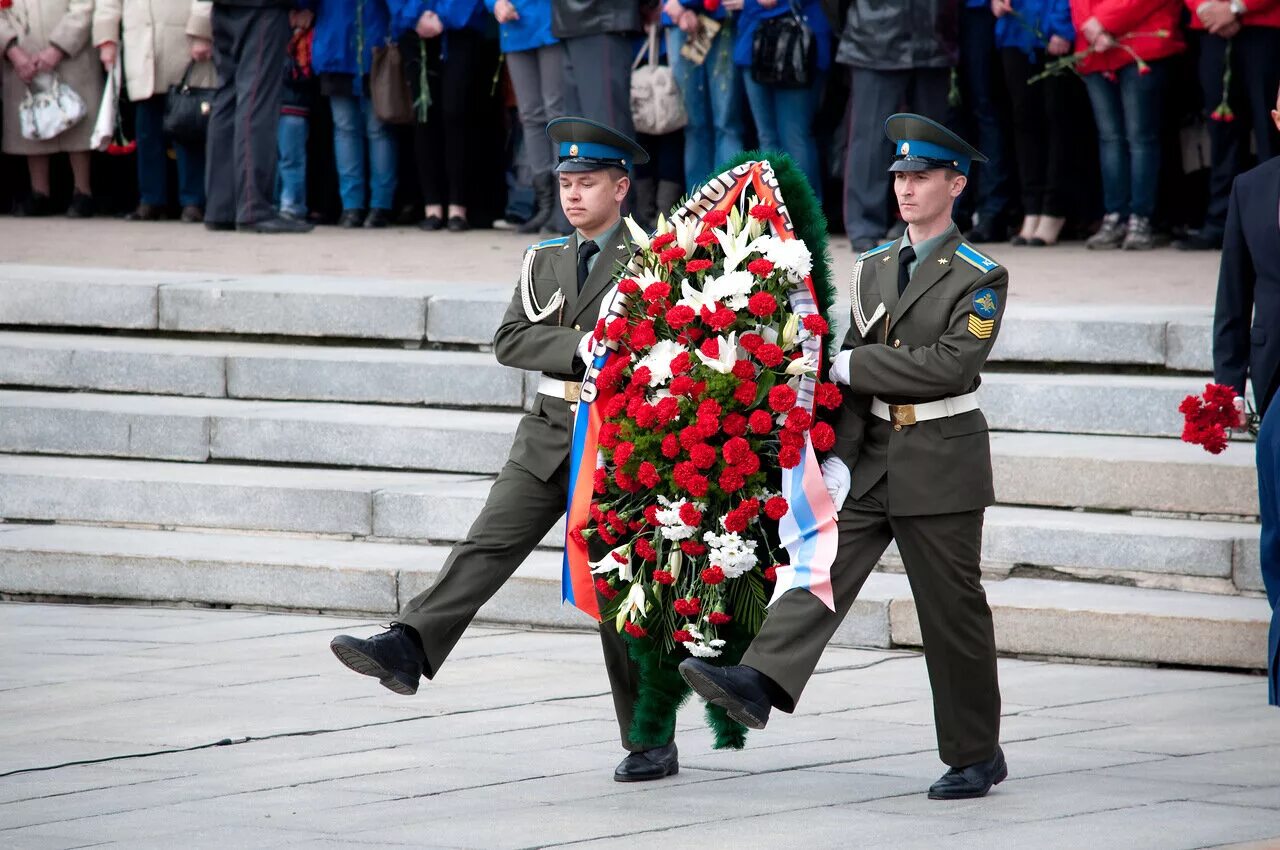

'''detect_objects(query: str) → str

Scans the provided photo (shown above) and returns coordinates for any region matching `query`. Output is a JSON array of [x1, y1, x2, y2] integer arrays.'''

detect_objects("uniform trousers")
[[741, 475, 1001, 767], [205, 3, 290, 225], [398, 456, 651, 751], [1255, 399, 1280, 706]]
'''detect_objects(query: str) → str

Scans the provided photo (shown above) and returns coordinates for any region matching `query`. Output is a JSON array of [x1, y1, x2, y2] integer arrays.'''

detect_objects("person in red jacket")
[[1177, 0, 1280, 251], [1070, 0, 1185, 250]]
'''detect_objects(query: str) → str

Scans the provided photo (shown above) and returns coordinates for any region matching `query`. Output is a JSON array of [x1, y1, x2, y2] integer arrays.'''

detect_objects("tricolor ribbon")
[[562, 160, 839, 620]]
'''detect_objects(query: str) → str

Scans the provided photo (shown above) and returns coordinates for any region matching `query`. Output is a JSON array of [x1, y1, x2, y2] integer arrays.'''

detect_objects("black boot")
[[928, 746, 1008, 800], [519, 172, 555, 234], [613, 742, 679, 782], [678, 659, 775, 729], [330, 623, 426, 695]]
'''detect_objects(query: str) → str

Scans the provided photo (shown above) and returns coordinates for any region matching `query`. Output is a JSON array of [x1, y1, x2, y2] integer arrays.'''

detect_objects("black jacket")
[[552, 0, 647, 38], [835, 0, 958, 70], [1214, 155, 1280, 417]]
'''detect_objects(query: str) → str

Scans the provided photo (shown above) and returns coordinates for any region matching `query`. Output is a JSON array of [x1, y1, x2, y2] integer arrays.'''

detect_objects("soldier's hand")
[[829, 350, 852, 386], [576, 332, 594, 367], [820, 457, 851, 510]]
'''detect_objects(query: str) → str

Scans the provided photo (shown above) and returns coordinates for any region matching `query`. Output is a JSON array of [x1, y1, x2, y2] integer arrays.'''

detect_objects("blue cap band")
[[894, 138, 971, 174], [558, 140, 630, 165]]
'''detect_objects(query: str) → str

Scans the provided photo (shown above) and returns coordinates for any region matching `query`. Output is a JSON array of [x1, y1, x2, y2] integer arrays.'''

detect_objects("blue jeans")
[[329, 93, 398, 211], [743, 73, 824, 202], [956, 3, 1012, 223], [666, 25, 745, 191], [1083, 60, 1167, 219], [134, 95, 206, 208], [276, 112, 308, 217]]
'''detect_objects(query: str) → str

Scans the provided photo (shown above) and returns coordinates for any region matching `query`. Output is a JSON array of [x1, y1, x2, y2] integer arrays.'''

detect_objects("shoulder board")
[[858, 240, 896, 262], [528, 236, 569, 252], [955, 243, 1000, 274]]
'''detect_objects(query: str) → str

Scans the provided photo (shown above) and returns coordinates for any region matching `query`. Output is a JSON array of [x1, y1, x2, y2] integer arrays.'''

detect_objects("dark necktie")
[[897, 245, 916, 296], [577, 239, 600, 293]]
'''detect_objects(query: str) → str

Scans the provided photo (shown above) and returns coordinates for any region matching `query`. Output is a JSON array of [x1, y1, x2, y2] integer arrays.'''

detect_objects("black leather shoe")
[[447, 215, 469, 232], [419, 214, 444, 231], [180, 205, 204, 223], [126, 203, 166, 221], [364, 208, 392, 229], [1175, 231, 1223, 251], [613, 742, 678, 782], [238, 216, 315, 233], [338, 208, 366, 228], [330, 624, 425, 695], [66, 192, 94, 219], [678, 659, 773, 729], [928, 746, 1008, 800], [205, 220, 234, 231]]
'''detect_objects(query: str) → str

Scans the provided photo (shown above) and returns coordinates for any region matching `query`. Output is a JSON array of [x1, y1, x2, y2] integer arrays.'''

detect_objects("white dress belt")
[[538, 375, 583, 402], [870, 391, 980, 425]]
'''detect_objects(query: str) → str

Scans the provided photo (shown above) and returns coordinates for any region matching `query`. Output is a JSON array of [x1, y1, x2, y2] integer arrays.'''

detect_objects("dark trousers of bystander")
[[1001, 47, 1072, 218], [205, 3, 290, 225], [1197, 27, 1280, 241], [561, 32, 635, 141], [956, 4, 1013, 229]]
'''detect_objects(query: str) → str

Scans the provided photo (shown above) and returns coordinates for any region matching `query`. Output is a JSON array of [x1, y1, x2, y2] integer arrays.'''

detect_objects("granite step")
[[0, 455, 1260, 593], [0, 522, 1267, 670]]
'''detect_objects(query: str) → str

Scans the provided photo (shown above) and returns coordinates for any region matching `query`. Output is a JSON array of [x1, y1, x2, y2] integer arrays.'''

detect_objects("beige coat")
[[1, 0, 104, 154], [91, 0, 213, 102]]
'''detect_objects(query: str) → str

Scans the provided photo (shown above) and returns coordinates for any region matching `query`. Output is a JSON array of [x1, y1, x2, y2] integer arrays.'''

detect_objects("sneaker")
[[1122, 215, 1156, 251], [1085, 212, 1126, 250]]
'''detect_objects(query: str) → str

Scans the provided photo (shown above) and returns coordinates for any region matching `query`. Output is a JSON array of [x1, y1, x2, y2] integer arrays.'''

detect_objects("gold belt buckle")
[[890, 404, 916, 427], [564, 382, 582, 403]]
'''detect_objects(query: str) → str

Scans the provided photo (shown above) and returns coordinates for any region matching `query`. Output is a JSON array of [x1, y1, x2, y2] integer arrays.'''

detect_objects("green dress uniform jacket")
[[399, 226, 655, 752]]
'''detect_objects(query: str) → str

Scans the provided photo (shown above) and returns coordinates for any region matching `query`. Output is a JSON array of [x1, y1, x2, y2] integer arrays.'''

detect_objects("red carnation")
[[673, 629, 693, 643], [747, 257, 775, 277], [764, 496, 789, 520], [656, 396, 680, 425], [707, 611, 732, 626], [685, 474, 709, 497], [735, 451, 761, 476], [629, 519, 646, 532], [604, 395, 628, 419], [726, 380, 754, 408], [748, 409, 774, 434], [646, 300, 666, 317], [739, 498, 760, 518], [596, 577, 619, 600], [598, 422, 621, 449], [670, 351, 692, 374], [593, 467, 608, 493], [653, 569, 675, 585], [755, 343, 784, 367], [618, 278, 640, 295], [614, 441, 635, 467], [681, 539, 707, 556], [763, 565, 778, 582], [695, 229, 717, 247], [674, 597, 702, 617], [704, 304, 737, 331], [779, 427, 806, 448], [651, 232, 676, 250], [740, 332, 764, 353], [624, 621, 648, 638], [727, 361, 752, 382], [803, 314, 829, 336], [634, 404, 659, 428], [569, 527, 588, 547], [690, 443, 717, 469], [702, 209, 728, 227], [785, 407, 813, 432], [643, 281, 671, 302], [615, 468, 640, 491], [598, 526, 618, 545], [769, 384, 798, 412], [606, 317, 628, 341], [749, 203, 777, 221], [811, 421, 836, 451], [679, 502, 703, 526], [670, 375, 696, 397], [629, 367, 652, 392], [659, 246, 687, 265], [723, 436, 751, 464], [665, 303, 696, 326], [816, 382, 842, 409], [630, 320, 657, 350], [778, 446, 802, 468], [637, 461, 661, 488], [701, 565, 726, 585], [679, 426, 705, 451], [685, 259, 713, 273], [719, 468, 746, 493], [634, 536, 658, 562], [699, 337, 720, 359], [644, 504, 661, 526], [722, 412, 748, 437], [723, 509, 748, 533], [748, 292, 778, 317]]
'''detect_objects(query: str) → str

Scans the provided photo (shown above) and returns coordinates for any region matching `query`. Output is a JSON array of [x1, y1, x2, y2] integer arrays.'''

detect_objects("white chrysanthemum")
[[703, 530, 759, 579], [655, 496, 702, 542], [751, 234, 813, 281], [702, 270, 756, 311], [684, 642, 723, 658], [634, 339, 686, 387]]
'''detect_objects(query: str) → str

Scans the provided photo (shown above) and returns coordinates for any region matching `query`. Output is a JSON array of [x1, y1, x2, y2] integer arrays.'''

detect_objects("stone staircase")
[[0, 264, 1269, 672]]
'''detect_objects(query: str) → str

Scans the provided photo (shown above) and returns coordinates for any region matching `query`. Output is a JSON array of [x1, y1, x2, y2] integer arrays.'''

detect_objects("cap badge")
[[569, 144, 579, 156], [900, 142, 910, 155]]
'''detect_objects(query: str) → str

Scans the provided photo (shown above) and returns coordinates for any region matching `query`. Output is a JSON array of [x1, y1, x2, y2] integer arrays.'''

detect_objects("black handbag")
[[163, 62, 215, 145], [750, 0, 816, 89]]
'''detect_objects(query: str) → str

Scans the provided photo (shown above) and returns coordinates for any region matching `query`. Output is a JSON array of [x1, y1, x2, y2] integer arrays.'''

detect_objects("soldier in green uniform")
[[679, 114, 1009, 800], [329, 117, 680, 782]]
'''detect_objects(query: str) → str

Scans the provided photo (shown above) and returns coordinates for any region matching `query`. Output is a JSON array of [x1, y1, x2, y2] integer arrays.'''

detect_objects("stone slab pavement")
[[2, 602, 1278, 849], [0, 218, 1220, 307]]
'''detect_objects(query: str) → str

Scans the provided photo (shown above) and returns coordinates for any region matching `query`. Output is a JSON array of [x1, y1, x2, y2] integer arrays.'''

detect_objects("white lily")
[[622, 215, 651, 252], [676, 278, 711, 313], [714, 224, 756, 273], [590, 542, 633, 582], [666, 549, 683, 581], [694, 331, 739, 374], [615, 582, 650, 632], [673, 211, 698, 255], [780, 312, 800, 348], [785, 352, 819, 377]]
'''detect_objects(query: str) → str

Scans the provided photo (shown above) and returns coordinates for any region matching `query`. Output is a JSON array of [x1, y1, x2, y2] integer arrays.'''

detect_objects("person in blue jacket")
[[485, 0, 564, 233], [992, 0, 1075, 246], [662, 0, 745, 193], [310, 0, 400, 228], [733, 0, 832, 200], [397, 0, 493, 231]]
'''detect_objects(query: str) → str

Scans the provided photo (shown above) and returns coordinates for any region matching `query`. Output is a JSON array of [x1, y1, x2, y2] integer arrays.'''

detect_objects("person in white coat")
[[93, 0, 216, 221]]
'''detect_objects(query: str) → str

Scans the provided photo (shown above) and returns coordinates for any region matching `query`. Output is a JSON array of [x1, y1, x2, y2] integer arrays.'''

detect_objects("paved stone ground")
[[0, 218, 1220, 306], [3, 602, 1278, 849]]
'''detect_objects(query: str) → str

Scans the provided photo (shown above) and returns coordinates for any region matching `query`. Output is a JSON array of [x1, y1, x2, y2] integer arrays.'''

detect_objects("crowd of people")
[[1, 0, 1278, 249]]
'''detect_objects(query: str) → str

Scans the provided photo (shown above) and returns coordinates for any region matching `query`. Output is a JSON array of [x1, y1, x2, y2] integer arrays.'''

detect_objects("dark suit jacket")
[[493, 229, 636, 482], [835, 231, 1008, 516], [1214, 155, 1280, 417]]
